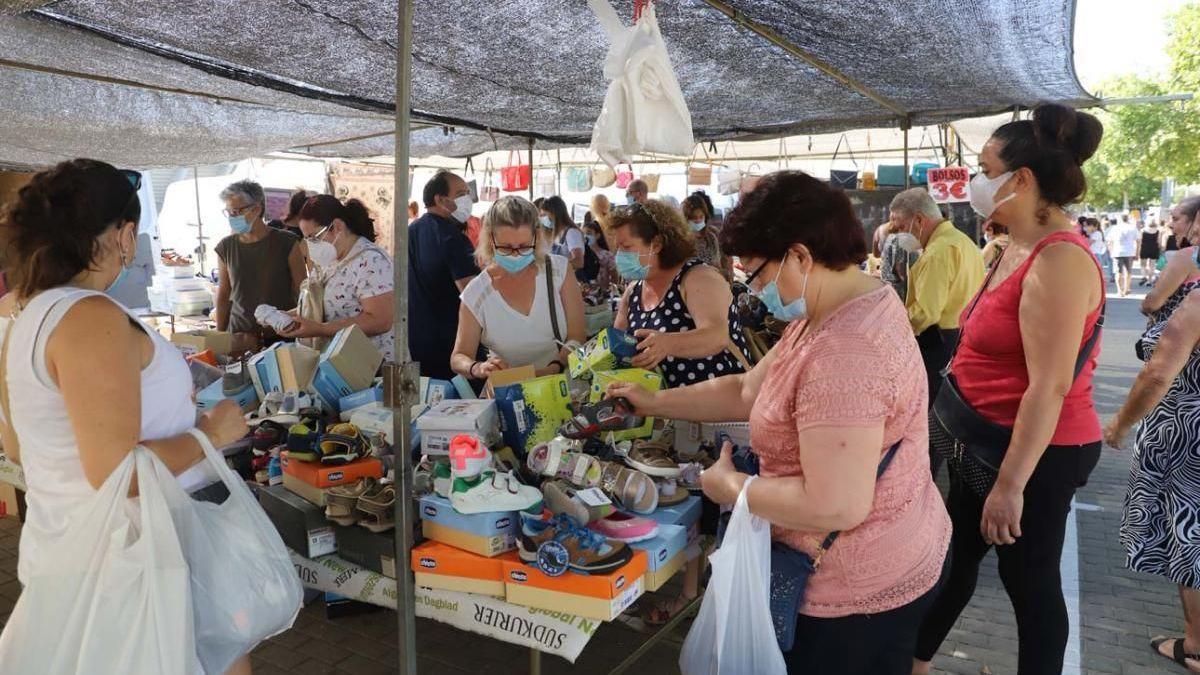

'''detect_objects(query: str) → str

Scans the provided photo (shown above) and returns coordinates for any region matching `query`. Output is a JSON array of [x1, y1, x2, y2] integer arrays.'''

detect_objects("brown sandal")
[[325, 477, 377, 525], [1151, 636, 1200, 672], [357, 483, 396, 532]]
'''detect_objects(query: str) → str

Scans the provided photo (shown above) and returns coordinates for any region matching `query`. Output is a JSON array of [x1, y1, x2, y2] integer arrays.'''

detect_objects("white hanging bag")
[[0, 448, 199, 674], [588, 0, 695, 166], [162, 429, 304, 675], [679, 476, 787, 675]]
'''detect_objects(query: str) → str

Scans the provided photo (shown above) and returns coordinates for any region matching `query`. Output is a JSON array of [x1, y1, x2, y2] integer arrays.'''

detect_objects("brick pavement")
[[0, 284, 1189, 674]]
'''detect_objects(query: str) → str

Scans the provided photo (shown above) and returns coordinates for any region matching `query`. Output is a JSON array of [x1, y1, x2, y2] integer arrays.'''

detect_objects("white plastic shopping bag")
[[0, 448, 199, 674], [680, 476, 786, 675], [588, 0, 695, 166], [160, 429, 304, 675]]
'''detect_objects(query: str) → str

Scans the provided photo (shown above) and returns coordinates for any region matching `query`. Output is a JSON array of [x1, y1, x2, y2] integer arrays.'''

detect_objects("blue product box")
[[418, 494, 520, 538], [630, 523, 687, 572], [340, 386, 384, 416], [450, 375, 475, 400], [247, 342, 284, 396], [312, 363, 355, 412], [196, 378, 260, 413], [645, 495, 702, 532]]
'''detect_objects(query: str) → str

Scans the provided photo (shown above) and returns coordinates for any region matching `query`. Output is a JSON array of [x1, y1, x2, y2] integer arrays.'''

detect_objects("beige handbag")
[[296, 247, 368, 352], [592, 163, 616, 188], [642, 172, 661, 192], [687, 144, 713, 186]]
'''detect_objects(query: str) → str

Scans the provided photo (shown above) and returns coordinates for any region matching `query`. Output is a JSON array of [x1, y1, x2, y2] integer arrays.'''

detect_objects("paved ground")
[[0, 276, 1190, 674]]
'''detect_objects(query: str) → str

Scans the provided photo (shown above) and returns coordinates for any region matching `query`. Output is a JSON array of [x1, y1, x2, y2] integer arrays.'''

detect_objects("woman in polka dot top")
[[609, 200, 750, 389]]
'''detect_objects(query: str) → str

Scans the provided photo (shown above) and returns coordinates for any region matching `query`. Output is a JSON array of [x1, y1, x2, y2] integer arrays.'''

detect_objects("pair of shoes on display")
[[527, 438, 659, 514], [222, 357, 253, 396], [447, 435, 543, 515], [287, 419, 368, 466], [624, 440, 681, 478], [325, 477, 396, 531], [258, 390, 319, 426], [254, 304, 297, 333], [558, 397, 644, 440], [519, 512, 632, 577]]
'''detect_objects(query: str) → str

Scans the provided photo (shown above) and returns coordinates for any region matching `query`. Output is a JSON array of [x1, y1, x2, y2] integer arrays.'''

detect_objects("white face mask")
[[307, 231, 339, 269], [452, 195, 473, 223], [893, 232, 923, 254], [969, 171, 1016, 218]]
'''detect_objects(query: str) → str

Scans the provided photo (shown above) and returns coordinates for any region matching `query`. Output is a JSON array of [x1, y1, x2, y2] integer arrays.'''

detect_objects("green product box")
[[494, 373, 574, 453], [568, 328, 640, 380]]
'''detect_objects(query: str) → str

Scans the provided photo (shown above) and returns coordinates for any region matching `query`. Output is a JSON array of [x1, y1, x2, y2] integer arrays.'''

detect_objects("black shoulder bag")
[[929, 250, 1105, 497]]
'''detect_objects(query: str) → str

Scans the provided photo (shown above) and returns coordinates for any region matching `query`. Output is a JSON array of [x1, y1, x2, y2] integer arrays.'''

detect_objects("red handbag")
[[614, 163, 635, 189], [500, 150, 531, 192]]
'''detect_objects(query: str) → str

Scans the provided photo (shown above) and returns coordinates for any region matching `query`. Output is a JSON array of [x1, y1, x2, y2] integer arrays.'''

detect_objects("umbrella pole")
[[528, 137, 535, 199], [390, 0, 419, 673], [902, 122, 910, 189]]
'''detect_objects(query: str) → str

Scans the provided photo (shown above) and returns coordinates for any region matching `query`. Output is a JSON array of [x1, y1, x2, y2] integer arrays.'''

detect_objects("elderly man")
[[408, 170, 480, 379], [890, 188, 984, 404], [625, 178, 649, 205], [215, 179, 305, 349]]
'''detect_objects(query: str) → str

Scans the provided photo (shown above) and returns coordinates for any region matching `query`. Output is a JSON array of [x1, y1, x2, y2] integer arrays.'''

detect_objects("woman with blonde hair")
[[451, 196, 586, 379]]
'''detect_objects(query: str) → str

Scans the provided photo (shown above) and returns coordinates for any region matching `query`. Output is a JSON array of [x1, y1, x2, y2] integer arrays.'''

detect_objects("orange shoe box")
[[411, 541, 519, 598], [280, 453, 383, 489], [501, 551, 647, 621]]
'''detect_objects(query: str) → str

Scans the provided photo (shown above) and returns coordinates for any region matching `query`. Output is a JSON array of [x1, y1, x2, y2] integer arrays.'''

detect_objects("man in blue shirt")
[[408, 170, 479, 379]]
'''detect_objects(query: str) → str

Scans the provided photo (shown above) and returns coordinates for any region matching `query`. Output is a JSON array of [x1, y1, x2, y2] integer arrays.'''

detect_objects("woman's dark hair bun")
[[1032, 104, 1103, 165], [298, 194, 377, 243]]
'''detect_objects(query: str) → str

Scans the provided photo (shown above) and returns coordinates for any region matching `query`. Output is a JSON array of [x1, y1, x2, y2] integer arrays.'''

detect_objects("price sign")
[[927, 167, 970, 203]]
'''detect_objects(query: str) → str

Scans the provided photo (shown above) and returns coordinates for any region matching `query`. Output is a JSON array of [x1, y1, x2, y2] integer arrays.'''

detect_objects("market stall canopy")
[[0, 0, 1093, 167]]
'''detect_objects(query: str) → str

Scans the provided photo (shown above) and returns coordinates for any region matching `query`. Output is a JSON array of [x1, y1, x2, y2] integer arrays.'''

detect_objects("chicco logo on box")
[[494, 517, 511, 530], [615, 575, 626, 589], [509, 570, 528, 583], [419, 557, 436, 569], [328, 471, 344, 482], [423, 505, 437, 518]]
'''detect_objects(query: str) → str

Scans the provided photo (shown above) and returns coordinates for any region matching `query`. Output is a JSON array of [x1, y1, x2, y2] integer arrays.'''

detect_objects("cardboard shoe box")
[[501, 551, 647, 621], [336, 525, 397, 578], [422, 521, 517, 558], [419, 495, 520, 557], [644, 549, 688, 593], [281, 454, 384, 489], [257, 483, 337, 558], [491, 369, 573, 454], [170, 329, 233, 356], [415, 399, 498, 455], [629, 524, 687, 572], [410, 541, 518, 597], [196, 377, 260, 413], [277, 344, 321, 392], [282, 472, 330, 506], [646, 495, 703, 533], [313, 326, 383, 410]]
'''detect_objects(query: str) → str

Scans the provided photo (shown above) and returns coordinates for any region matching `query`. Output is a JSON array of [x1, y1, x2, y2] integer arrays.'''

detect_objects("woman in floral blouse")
[[279, 195, 395, 360]]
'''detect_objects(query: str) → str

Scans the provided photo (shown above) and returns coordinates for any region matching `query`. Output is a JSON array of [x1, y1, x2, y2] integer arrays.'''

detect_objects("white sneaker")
[[255, 304, 297, 333], [450, 470, 543, 515], [448, 434, 492, 480]]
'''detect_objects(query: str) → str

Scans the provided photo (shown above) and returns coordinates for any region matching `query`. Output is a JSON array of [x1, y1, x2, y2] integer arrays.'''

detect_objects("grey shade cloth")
[[0, 0, 1094, 167], [214, 228, 299, 334]]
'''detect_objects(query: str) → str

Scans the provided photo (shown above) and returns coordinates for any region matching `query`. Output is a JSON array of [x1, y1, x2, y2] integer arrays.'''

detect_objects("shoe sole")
[[592, 528, 658, 543], [625, 457, 681, 478], [543, 483, 593, 524]]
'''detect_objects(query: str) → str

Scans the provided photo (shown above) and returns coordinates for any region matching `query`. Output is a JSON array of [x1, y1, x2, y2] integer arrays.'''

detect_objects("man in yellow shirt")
[[890, 188, 985, 403]]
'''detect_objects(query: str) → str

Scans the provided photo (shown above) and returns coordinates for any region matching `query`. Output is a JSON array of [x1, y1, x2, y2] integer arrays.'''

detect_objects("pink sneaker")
[[587, 512, 659, 543]]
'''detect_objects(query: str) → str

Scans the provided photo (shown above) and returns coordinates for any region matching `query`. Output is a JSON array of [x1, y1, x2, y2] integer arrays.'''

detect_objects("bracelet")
[[469, 362, 480, 379]]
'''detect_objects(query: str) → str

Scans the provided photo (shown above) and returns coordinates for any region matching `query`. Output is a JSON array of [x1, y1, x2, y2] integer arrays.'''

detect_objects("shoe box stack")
[[149, 261, 214, 317]]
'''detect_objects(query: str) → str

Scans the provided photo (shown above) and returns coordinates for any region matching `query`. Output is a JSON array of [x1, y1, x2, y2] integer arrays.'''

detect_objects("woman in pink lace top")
[[610, 171, 950, 673]]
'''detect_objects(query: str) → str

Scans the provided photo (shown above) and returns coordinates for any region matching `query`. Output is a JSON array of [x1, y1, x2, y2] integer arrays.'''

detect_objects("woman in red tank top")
[[915, 104, 1106, 675]]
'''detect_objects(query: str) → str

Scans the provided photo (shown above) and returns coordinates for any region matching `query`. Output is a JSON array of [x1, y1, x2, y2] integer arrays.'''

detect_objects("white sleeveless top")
[[2, 288, 197, 583], [460, 254, 568, 369]]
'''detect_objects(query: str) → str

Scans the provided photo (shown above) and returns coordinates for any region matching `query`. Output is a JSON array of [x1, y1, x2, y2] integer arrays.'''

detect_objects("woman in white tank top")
[[0, 160, 250, 674], [451, 196, 586, 381]]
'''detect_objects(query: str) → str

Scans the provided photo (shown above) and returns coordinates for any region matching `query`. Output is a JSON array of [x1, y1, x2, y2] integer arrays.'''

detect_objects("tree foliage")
[[1081, 3, 1200, 210]]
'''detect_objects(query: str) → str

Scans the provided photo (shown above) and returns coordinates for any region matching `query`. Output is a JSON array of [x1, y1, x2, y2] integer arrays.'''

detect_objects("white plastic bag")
[[0, 448, 199, 674], [588, 0, 695, 166], [680, 476, 786, 675], [161, 429, 304, 675]]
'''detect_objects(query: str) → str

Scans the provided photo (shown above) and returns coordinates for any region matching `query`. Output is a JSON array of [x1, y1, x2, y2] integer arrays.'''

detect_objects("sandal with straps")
[[1152, 636, 1200, 672], [325, 477, 378, 525], [357, 483, 396, 533]]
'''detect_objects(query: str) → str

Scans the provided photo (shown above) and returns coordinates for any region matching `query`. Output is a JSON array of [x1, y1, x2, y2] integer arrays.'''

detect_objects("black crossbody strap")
[[545, 255, 563, 343], [816, 439, 903, 552]]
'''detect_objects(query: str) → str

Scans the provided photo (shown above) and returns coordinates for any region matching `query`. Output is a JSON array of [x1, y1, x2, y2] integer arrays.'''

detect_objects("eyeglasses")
[[743, 258, 770, 289], [492, 237, 535, 257], [222, 203, 259, 218]]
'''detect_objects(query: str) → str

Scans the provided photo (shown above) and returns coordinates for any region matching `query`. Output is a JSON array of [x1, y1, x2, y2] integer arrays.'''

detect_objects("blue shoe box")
[[418, 494, 520, 538], [339, 386, 384, 418], [645, 495, 702, 532], [421, 378, 461, 405], [312, 363, 356, 412], [196, 378, 260, 413], [629, 523, 687, 572], [248, 342, 285, 396]]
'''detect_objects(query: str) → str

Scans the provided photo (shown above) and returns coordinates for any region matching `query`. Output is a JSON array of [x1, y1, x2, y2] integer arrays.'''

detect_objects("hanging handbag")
[[592, 162, 617, 188], [535, 169, 557, 197], [861, 132, 877, 190], [614, 162, 635, 189], [768, 440, 902, 651], [910, 129, 941, 185], [480, 158, 500, 202], [928, 251, 1105, 497], [463, 157, 480, 203], [500, 150, 531, 192], [740, 162, 764, 194], [642, 171, 661, 192], [829, 135, 859, 190], [688, 143, 713, 186], [567, 165, 593, 192], [717, 142, 744, 195]]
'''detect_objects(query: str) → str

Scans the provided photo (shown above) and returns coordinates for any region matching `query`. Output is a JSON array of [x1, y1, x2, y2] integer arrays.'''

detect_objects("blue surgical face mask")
[[105, 227, 134, 293], [228, 214, 251, 234], [495, 252, 535, 274], [538, 215, 554, 229], [615, 250, 651, 280], [689, 219, 707, 232], [626, 195, 636, 206], [751, 251, 809, 322]]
